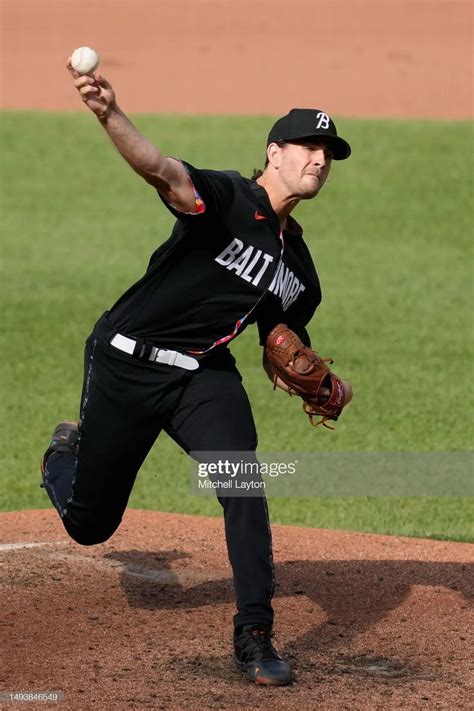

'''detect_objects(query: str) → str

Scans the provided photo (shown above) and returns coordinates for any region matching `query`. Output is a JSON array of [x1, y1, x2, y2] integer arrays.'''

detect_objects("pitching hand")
[[66, 58, 116, 119]]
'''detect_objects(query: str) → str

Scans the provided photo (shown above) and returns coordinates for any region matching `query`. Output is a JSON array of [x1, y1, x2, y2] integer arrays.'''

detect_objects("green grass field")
[[1, 112, 473, 541]]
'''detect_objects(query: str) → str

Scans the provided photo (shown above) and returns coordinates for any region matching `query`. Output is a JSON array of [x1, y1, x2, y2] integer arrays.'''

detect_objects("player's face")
[[277, 140, 333, 199]]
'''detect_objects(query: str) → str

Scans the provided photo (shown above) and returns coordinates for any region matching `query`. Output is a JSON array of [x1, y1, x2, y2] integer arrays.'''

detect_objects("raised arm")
[[66, 59, 197, 212]]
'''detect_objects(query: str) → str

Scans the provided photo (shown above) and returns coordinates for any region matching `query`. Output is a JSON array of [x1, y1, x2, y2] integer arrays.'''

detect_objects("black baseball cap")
[[267, 108, 351, 160]]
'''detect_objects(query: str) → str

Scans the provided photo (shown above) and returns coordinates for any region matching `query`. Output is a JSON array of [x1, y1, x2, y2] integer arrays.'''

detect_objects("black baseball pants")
[[43, 313, 275, 629]]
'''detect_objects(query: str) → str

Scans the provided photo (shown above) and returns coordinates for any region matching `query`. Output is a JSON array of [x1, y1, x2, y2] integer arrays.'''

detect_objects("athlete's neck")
[[256, 175, 299, 230]]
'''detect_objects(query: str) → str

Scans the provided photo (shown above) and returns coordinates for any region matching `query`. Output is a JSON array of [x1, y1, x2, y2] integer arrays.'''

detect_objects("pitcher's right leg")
[[41, 335, 189, 545]]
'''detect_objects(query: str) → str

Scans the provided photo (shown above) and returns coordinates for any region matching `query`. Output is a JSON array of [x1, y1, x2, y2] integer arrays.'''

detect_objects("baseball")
[[71, 46, 99, 75]]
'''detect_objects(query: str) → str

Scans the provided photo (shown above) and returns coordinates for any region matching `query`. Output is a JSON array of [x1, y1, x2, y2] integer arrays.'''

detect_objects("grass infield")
[[1, 112, 473, 541]]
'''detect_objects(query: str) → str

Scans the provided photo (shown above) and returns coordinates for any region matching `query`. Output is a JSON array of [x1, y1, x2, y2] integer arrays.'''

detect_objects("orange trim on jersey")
[[167, 156, 206, 215]]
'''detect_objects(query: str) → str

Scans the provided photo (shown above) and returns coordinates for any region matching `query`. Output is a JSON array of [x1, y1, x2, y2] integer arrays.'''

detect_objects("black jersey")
[[108, 161, 321, 353]]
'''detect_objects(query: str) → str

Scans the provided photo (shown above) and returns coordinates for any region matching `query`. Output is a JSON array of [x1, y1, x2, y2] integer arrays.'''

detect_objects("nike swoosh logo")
[[255, 211, 266, 220]]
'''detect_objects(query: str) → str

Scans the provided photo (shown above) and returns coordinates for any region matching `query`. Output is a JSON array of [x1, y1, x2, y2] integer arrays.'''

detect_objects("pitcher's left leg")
[[165, 360, 291, 684], [166, 361, 275, 627]]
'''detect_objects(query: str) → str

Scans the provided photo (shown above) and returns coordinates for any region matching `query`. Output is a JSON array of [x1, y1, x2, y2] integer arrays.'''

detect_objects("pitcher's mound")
[[1, 509, 472, 709]]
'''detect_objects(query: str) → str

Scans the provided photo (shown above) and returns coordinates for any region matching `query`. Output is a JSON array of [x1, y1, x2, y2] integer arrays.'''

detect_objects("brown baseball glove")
[[265, 324, 351, 429]]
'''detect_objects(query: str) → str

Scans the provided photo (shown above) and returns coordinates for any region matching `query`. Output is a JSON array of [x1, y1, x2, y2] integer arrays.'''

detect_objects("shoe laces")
[[241, 627, 280, 661]]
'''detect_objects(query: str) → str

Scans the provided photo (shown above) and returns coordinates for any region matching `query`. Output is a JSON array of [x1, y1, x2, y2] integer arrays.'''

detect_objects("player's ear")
[[267, 142, 284, 169]]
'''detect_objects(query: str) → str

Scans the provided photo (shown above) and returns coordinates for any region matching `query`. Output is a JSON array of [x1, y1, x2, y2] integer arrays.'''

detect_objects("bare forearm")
[[67, 60, 196, 209], [98, 105, 168, 184]]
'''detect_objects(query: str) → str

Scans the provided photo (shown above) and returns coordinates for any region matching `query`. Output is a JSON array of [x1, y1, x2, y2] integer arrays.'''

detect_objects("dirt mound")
[[1, 509, 472, 709]]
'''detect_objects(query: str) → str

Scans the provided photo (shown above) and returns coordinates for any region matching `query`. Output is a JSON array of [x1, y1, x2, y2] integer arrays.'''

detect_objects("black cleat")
[[40, 420, 80, 484], [233, 625, 292, 685]]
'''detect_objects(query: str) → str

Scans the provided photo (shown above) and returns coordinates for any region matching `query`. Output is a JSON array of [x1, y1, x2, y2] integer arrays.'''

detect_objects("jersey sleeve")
[[293, 325, 311, 347], [157, 159, 234, 222]]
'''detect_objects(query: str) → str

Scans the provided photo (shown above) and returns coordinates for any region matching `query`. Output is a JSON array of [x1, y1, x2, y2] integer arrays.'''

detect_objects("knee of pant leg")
[[68, 528, 114, 546], [63, 516, 120, 546]]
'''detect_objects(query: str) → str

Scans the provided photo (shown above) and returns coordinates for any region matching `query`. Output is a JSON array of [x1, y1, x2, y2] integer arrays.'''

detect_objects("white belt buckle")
[[110, 334, 199, 371], [150, 347, 199, 371]]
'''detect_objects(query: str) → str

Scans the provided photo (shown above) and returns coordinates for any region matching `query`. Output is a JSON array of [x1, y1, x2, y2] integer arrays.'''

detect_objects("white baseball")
[[71, 47, 100, 75]]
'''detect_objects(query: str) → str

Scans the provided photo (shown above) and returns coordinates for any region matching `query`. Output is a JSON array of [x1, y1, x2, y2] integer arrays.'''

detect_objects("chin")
[[300, 186, 321, 200], [298, 178, 323, 199]]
